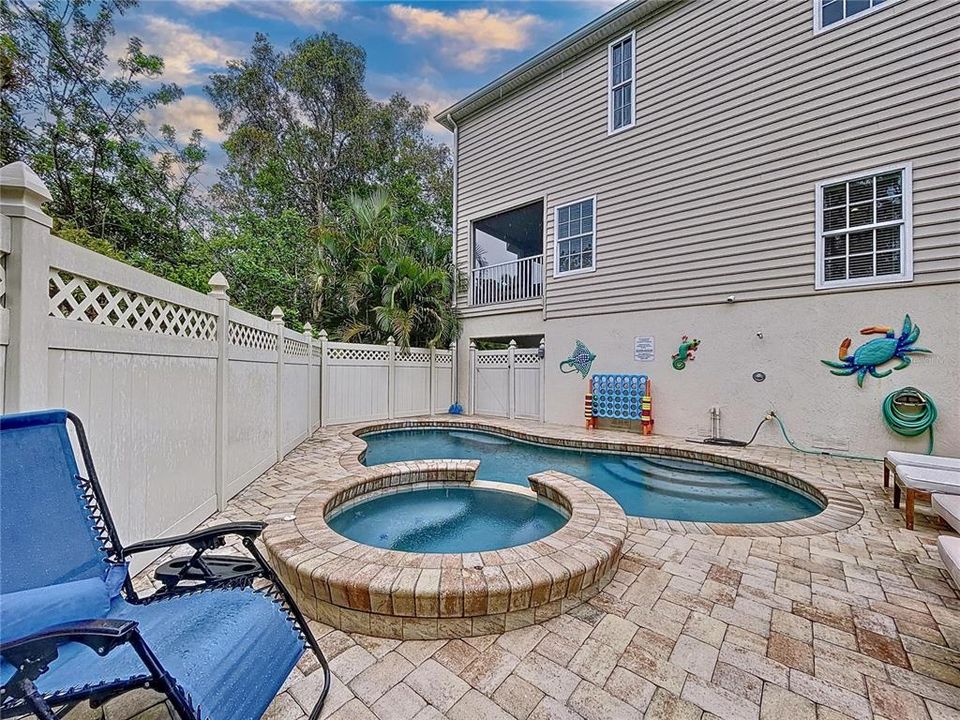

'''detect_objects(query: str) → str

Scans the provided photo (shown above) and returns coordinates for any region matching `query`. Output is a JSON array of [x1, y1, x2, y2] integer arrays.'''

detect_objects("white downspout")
[[448, 113, 459, 310], [448, 113, 460, 407]]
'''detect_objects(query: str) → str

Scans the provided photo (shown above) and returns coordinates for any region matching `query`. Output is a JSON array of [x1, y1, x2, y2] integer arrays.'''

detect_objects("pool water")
[[361, 428, 822, 523], [326, 486, 567, 552]]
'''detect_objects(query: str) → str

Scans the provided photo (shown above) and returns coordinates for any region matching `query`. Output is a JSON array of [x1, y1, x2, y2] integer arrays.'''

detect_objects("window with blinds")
[[815, 165, 913, 289], [608, 32, 635, 134]]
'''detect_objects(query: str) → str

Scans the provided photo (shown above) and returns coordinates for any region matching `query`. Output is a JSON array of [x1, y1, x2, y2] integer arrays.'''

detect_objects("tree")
[[315, 192, 460, 348], [207, 33, 451, 235], [2, 0, 206, 265]]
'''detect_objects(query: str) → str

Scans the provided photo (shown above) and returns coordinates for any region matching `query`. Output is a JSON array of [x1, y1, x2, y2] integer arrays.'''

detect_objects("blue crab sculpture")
[[821, 314, 931, 387]]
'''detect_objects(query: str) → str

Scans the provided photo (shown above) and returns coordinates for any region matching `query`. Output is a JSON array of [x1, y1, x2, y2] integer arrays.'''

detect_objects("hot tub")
[[327, 485, 568, 553], [262, 460, 627, 639]]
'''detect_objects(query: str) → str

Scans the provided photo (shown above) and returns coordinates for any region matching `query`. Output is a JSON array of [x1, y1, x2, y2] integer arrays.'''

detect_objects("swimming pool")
[[360, 428, 822, 523], [326, 486, 567, 553]]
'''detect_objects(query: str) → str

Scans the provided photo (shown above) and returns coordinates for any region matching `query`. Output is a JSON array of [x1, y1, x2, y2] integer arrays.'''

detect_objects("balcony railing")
[[471, 255, 543, 306]]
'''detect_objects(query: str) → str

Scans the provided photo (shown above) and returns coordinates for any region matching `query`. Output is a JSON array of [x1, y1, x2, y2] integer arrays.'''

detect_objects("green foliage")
[[5, 1, 456, 337], [207, 33, 451, 235], [3, 0, 207, 266], [315, 192, 461, 348]]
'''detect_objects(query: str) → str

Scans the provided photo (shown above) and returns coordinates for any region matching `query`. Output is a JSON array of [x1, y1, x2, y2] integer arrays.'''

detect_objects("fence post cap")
[[271, 306, 285, 324], [318, 329, 328, 340], [1, 161, 53, 225], [387, 336, 396, 346], [538, 338, 545, 348], [303, 322, 312, 334], [469, 341, 476, 349], [207, 272, 230, 298], [508, 339, 517, 348], [1, 162, 52, 200]]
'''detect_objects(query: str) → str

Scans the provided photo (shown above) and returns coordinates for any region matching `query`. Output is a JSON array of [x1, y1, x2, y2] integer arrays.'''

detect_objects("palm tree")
[[314, 191, 461, 348]]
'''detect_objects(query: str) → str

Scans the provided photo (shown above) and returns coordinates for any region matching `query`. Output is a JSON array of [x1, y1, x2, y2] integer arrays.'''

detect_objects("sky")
[[115, 0, 621, 183]]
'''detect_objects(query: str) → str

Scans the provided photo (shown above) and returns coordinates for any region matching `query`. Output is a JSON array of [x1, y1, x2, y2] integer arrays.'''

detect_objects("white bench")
[[938, 536, 960, 589], [892, 465, 960, 530], [884, 451, 960, 488], [933, 494, 960, 533]]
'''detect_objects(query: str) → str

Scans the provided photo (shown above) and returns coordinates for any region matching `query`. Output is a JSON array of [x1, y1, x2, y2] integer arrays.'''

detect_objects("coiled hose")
[[882, 386, 938, 454]]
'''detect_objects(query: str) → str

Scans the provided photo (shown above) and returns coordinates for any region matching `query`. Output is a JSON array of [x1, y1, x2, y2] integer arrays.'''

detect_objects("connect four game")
[[587, 374, 653, 434]]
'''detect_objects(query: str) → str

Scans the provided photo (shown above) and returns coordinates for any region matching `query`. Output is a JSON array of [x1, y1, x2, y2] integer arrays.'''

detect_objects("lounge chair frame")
[[0, 412, 330, 719]]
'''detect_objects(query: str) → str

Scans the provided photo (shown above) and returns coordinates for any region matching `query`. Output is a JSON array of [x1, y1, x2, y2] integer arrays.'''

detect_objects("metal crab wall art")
[[821, 314, 931, 387]]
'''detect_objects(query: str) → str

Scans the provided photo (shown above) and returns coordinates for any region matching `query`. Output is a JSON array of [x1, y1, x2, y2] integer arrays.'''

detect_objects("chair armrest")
[[2, 618, 139, 661], [120, 521, 266, 558]]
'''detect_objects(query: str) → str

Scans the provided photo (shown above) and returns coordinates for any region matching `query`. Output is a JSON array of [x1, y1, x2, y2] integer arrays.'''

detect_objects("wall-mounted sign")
[[634, 336, 655, 362]]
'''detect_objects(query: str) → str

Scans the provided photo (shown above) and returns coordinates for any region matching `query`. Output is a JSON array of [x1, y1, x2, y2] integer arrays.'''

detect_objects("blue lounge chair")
[[0, 410, 330, 719]]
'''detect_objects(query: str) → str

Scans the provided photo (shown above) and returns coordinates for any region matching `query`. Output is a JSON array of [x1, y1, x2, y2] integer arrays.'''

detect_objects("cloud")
[[144, 95, 225, 143], [112, 15, 242, 86], [387, 4, 544, 70], [172, 0, 345, 26]]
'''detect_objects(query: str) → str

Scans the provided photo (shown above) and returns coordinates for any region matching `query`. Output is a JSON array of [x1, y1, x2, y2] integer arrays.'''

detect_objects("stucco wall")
[[459, 284, 958, 458]]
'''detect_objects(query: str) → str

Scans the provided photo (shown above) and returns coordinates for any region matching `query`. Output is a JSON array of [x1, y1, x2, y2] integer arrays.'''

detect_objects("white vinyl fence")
[[0, 162, 456, 570], [468, 340, 545, 421], [321, 340, 454, 425]]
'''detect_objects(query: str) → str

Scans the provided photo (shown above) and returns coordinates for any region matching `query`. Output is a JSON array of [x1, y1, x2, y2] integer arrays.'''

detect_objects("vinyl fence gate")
[[468, 340, 544, 421]]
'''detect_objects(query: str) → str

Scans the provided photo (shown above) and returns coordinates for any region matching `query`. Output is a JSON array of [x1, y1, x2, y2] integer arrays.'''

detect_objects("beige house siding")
[[454, 0, 960, 318]]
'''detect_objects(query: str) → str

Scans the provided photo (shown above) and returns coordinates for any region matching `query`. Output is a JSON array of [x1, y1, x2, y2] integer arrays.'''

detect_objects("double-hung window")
[[555, 197, 596, 277], [608, 32, 635, 134], [815, 0, 898, 32], [815, 165, 912, 289]]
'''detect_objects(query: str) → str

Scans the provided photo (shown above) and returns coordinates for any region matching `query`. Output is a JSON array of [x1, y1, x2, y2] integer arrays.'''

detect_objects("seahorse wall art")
[[672, 336, 700, 370], [821, 314, 931, 387], [560, 340, 596, 378]]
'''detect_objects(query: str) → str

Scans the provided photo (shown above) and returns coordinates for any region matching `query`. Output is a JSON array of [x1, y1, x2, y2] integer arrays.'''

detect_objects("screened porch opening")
[[471, 200, 544, 305]]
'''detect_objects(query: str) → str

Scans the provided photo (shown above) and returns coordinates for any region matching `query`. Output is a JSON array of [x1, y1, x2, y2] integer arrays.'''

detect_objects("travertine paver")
[[61, 417, 959, 720]]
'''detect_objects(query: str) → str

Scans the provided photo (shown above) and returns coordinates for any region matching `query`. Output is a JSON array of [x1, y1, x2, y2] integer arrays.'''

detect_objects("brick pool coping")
[[262, 460, 627, 640], [338, 417, 865, 538]]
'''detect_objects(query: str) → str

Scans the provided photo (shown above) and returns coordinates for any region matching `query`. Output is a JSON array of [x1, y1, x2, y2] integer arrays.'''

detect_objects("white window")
[[608, 32, 635, 134], [554, 197, 596, 277], [815, 164, 912, 289], [815, 0, 899, 33]]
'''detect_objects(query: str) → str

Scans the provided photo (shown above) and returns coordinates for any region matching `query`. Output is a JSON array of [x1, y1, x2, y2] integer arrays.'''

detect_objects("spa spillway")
[[262, 460, 627, 639]]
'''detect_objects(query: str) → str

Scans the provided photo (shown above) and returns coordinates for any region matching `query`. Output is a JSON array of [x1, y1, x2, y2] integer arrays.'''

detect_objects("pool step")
[[599, 462, 768, 504], [618, 459, 757, 489], [634, 455, 730, 475]]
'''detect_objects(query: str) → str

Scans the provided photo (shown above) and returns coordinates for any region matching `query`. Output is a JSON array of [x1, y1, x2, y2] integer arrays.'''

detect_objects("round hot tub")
[[327, 485, 568, 553], [262, 460, 627, 639]]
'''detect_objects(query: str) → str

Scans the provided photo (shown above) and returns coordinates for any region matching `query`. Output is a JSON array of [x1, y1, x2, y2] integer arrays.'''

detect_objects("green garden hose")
[[768, 412, 879, 462], [763, 387, 938, 461], [881, 386, 938, 454]]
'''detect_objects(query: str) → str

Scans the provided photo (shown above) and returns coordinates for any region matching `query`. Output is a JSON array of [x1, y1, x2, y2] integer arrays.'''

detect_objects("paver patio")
[[65, 419, 960, 720]]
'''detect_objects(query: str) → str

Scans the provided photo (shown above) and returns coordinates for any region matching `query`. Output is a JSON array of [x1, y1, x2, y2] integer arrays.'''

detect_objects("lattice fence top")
[[328, 346, 390, 362], [49, 269, 217, 340], [476, 353, 509, 366], [514, 351, 541, 366], [435, 352, 453, 366], [396, 350, 431, 363], [284, 337, 309, 357], [229, 321, 276, 351]]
